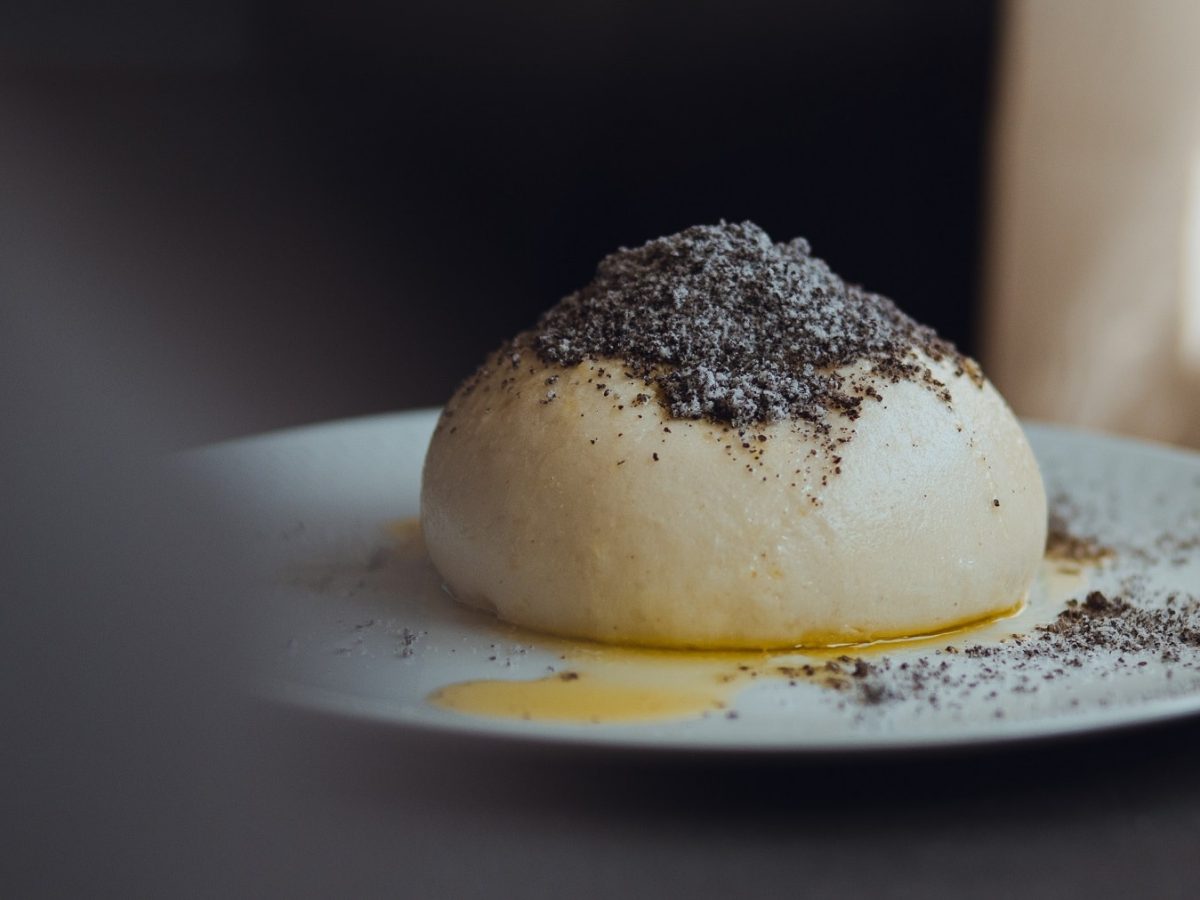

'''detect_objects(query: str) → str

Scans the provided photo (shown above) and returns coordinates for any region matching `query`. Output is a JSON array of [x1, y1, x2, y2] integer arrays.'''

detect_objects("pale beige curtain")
[[984, 0, 1200, 449]]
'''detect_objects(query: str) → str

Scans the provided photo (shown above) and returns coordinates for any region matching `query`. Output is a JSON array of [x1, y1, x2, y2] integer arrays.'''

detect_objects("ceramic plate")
[[187, 411, 1200, 752]]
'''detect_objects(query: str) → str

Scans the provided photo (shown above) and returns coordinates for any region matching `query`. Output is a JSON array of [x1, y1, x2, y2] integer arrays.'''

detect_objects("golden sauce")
[[429, 670, 735, 723], [424, 605, 1041, 725], [428, 633, 771, 724], [385, 517, 426, 558], [389, 514, 1106, 725], [793, 600, 1027, 659]]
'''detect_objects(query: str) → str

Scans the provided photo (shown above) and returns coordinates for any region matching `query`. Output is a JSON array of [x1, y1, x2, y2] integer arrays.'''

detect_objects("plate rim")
[[209, 409, 1200, 754], [256, 676, 1200, 756]]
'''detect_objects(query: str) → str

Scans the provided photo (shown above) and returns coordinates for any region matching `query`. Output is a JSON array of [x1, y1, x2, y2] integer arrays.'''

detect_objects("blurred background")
[[5, 3, 1200, 896], [5, 2, 1198, 449], [1, 0, 1001, 447], [8, 2, 1193, 449]]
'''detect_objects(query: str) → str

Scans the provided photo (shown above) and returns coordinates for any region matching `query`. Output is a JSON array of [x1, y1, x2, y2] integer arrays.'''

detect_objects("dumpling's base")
[[421, 350, 1048, 651], [443, 578, 1029, 652]]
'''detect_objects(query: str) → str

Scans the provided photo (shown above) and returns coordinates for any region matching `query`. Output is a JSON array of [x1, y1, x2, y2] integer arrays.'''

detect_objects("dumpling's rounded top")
[[529, 220, 978, 430], [422, 223, 1045, 650]]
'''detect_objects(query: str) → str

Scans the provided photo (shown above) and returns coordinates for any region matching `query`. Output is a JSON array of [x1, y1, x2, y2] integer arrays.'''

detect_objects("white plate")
[[189, 410, 1200, 753]]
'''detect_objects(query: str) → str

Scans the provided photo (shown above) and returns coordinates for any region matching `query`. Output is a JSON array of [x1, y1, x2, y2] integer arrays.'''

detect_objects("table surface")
[[230, 702, 1200, 899], [5, 67, 1198, 900]]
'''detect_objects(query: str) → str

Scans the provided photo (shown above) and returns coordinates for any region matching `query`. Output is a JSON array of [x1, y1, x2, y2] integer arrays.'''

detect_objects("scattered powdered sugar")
[[531, 221, 974, 428]]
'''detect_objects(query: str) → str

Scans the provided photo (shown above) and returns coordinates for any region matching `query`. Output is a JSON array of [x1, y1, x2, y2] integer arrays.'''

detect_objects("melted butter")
[[429, 670, 735, 723], [385, 517, 425, 557], [425, 604, 1036, 724], [430, 636, 769, 724], [405, 515, 1105, 725], [794, 600, 1028, 659]]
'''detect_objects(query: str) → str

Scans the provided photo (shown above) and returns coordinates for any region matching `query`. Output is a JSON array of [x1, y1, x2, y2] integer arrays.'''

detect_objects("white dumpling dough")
[[420, 348, 1047, 649]]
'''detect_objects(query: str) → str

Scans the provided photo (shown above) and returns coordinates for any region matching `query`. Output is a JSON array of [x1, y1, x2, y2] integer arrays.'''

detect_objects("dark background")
[[2, 0, 998, 443], [23, 6, 1165, 899]]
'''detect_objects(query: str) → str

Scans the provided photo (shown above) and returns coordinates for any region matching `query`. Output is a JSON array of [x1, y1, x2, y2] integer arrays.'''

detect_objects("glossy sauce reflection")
[[427, 595, 1053, 726], [387, 515, 1104, 725], [428, 669, 736, 723]]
